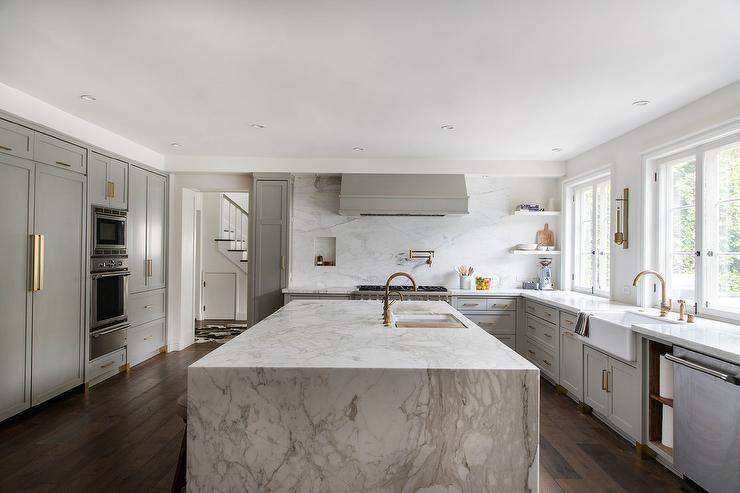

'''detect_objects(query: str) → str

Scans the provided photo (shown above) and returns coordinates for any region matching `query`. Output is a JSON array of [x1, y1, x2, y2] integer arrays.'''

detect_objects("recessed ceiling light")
[[551, 147, 563, 152], [170, 142, 183, 148], [79, 94, 96, 102], [353, 147, 365, 151], [632, 100, 650, 106], [440, 124, 455, 130], [250, 123, 266, 129]]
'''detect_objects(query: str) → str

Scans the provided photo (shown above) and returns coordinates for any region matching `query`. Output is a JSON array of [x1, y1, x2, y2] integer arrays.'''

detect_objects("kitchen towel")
[[574, 312, 590, 337], [659, 355, 675, 399], [662, 405, 674, 448]]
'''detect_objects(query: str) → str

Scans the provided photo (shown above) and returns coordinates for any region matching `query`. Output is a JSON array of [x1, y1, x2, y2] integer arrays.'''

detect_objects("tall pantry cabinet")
[[0, 146, 85, 421], [127, 165, 168, 366]]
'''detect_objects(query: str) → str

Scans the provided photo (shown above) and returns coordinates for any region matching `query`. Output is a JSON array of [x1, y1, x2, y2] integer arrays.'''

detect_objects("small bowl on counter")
[[515, 243, 539, 251]]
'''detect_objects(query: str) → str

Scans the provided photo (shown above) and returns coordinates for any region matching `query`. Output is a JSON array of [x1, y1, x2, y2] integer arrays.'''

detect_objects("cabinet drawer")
[[87, 348, 126, 383], [129, 289, 166, 326], [486, 298, 516, 311], [128, 319, 165, 367], [34, 133, 86, 174], [523, 337, 557, 380], [560, 311, 578, 331], [525, 300, 557, 325], [0, 119, 34, 159], [457, 298, 487, 311], [495, 334, 516, 350], [467, 313, 516, 335], [525, 315, 557, 352]]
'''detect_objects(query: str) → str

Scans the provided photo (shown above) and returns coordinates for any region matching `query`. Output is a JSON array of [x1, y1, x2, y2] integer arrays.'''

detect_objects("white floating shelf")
[[510, 210, 561, 216], [509, 249, 561, 255]]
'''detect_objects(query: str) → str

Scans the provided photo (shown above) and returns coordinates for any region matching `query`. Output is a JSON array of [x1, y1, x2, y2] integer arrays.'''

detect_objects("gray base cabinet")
[[0, 155, 85, 421], [559, 327, 583, 399], [454, 296, 517, 349], [584, 345, 640, 440], [128, 318, 165, 367]]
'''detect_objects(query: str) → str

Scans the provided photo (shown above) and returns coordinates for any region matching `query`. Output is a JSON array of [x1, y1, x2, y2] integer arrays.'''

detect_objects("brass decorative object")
[[615, 188, 629, 248]]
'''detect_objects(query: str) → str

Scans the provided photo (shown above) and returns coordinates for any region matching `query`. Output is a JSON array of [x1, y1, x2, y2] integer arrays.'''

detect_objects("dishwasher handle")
[[665, 353, 740, 385]]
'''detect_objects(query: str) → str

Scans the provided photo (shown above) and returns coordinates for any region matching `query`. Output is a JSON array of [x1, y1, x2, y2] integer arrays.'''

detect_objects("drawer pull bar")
[[143, 304, 153, 309], [56, 161, 71, 167], [143, 336, 153, 341], [544, 333, 552, 338], [543, 359, 551, 366], [0, 144, 12, 151], [100, 361, 115, 369], [527, 350, 535, 355]]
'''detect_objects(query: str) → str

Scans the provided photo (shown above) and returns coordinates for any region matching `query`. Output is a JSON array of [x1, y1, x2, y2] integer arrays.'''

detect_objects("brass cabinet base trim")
[[83, 383, 90, 399], [577, 402, 592, 414], [159, 345, 168, 354], [635, 442, 657, 460], [555, 384, 568, 395], [119, 363, 131, 373]]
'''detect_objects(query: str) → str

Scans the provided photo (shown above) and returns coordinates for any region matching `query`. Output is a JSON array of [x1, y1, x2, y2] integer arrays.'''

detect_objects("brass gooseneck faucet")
[[632, 270, 672, 317], [383, 272, 417, 326]]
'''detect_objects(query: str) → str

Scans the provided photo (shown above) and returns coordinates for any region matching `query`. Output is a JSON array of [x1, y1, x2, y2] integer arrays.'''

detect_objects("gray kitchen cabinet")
[[128, 165, 167, 293], [455, 296, 518, 351], [31, 164, 86, 405], [0, 155, 34, 421], [0, 118, 34, 160], [88, 151, 128, 209], [251, 177, 290, 323], [127, 318, 165, 367], [583, 345, 639, 440], [584, 345, 610, 416], [34, 133, 87, 175], [284, 293, 351, 303], [559, 328, 583, 399]]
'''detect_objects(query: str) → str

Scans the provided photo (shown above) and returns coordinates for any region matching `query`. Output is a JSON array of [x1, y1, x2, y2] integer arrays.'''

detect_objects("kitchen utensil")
[[460, 275, 474, 290], [536, 223, 555, 247]]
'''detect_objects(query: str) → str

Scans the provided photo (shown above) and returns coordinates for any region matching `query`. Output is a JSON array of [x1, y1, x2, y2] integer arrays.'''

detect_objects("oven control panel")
[[90, 256, 129, 273]]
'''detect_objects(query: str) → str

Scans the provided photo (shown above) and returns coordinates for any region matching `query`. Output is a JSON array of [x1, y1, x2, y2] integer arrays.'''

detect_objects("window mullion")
[[591, 183, 597, 293], [697, 150, 707, 311]]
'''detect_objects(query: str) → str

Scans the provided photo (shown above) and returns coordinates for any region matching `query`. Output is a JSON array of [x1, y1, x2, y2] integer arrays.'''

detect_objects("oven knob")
[[116, 261, 123, 266], [98, 262, 106, 268]]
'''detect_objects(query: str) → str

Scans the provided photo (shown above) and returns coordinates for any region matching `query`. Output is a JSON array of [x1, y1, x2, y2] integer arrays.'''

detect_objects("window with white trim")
[[571, 177, 610, 296], [658, 136, 740, 318]]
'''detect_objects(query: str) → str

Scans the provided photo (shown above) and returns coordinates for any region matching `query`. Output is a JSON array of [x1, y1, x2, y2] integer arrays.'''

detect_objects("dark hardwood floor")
[[0, 343, 689, 492]]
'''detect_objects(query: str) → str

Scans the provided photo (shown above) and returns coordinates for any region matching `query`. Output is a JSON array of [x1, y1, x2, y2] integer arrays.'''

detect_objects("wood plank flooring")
[[0, 343, 692, 492]]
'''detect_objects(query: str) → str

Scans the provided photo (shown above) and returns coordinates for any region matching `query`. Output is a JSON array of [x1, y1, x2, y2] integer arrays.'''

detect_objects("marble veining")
[[188, 300, 539, 492], [290, 174, 560, 289], [632, 321, 740, 365]]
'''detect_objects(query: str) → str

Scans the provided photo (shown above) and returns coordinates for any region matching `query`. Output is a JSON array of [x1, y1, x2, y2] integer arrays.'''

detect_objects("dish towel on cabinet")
[[574, 312, 591, 337]]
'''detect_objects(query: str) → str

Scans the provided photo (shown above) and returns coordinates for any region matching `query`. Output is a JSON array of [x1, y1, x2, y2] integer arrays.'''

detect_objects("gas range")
[[352, 284, 451, 301]]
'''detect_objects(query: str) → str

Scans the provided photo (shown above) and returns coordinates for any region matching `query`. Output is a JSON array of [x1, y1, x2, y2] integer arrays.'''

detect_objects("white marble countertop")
[[191, 300, 536, 371], [452, 289, 630, 312], [632, 320, 740, 365]]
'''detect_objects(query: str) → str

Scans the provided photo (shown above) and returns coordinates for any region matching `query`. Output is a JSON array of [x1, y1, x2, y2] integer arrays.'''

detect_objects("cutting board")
[[536, 223, 555, 246]]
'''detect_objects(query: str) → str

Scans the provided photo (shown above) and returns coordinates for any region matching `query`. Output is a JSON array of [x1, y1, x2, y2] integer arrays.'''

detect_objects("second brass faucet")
[[383, 272, 417, 326], [632, 270, 672, 316]]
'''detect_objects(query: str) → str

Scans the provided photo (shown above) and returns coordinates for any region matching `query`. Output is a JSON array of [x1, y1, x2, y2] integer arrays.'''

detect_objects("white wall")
[[0, 82, 164, 169], [565, 80, 740, 304], [290, 174, 561, 289], [201, 192, 248, 319], [167, 173, 251, 350]]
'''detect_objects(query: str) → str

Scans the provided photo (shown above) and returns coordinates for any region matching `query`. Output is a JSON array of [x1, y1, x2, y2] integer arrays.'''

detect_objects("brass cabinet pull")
[[146, 259, 153, 277], [38, 234, 44, 291], [111, 181, 115, 198], [601, 369, 608, 391], [106, 181, 115, 198], [527, 325, 536, 331], [30, 235, 40, 291], [605, 370, 610, 393], [143, 304, 153, 309], [527, 349, 535, 356], [544, 332, 552, 338], [100, 361, 115, 369], [543, 359, 551, 366], [0, 144, 12, 151], [143, 335, 153, 341], [55, 161, 71, 167], [280, 255, 285, 270]]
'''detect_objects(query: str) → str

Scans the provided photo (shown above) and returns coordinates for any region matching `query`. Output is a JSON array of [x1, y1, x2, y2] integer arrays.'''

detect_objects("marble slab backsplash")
[[290, 174, 561, 289]]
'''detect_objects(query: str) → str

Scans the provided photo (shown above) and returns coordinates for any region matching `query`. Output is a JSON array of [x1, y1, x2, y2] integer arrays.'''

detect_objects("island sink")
[[588, 310, 681, 360], [392, 312, 468, 328]]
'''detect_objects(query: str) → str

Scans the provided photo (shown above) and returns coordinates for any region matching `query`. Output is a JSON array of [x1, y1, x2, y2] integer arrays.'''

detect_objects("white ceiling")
[[1, 0, 739, 161]]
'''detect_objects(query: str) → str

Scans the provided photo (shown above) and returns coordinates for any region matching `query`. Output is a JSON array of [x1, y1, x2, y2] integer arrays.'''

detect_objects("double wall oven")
[[90, 207, 130, 359]]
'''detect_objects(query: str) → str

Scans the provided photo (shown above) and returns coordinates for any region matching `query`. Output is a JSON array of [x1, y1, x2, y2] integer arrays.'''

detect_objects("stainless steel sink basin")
[[588, 311, 681, 360], [392, 313, 468, 329]]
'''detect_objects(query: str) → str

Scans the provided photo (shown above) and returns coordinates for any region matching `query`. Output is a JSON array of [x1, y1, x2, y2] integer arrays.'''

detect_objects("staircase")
[[214, 194, 248, 272]]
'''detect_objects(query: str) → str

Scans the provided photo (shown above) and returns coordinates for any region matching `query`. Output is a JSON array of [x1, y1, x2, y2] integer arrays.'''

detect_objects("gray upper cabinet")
[[88, 151, 128, 209], [128, 165, 167, 293], [0, 155, 34, 421], [0, 118, 34, 160], [251, 178, 289, 323], [31, 164, 86, 404], [34, 133, 87, 175]]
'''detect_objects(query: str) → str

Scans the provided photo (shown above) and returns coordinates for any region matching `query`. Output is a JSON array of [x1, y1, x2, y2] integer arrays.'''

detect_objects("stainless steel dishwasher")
[[667, 347, 740, 493]]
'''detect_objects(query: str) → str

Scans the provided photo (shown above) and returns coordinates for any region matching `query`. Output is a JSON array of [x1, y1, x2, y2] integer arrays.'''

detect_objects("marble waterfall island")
[[188, 300, 539, 492]]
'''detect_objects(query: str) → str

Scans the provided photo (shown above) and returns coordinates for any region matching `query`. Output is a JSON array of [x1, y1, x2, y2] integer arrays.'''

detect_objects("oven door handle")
[[92, 271, 131, 279], [91, 323, 131, 337]]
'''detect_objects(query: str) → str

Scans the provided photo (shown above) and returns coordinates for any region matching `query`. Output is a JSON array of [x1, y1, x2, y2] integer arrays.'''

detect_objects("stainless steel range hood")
[[339, 174, 469, 216]]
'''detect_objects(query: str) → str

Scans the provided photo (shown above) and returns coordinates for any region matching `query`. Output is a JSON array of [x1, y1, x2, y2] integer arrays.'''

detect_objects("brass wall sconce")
[[614, 188, 628, 249]]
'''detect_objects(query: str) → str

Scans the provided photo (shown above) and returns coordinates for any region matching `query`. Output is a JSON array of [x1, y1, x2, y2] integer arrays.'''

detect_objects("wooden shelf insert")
[[650, 440, 673, 457], [650, 394, 674, 407]]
